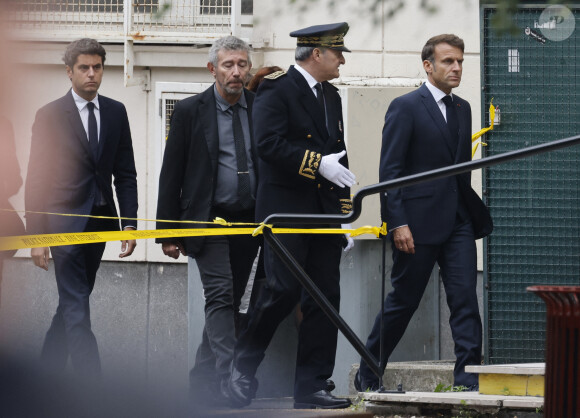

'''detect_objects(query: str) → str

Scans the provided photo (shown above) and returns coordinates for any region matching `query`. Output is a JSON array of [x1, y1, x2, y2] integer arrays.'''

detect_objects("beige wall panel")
[[341, 86, 415, 234]]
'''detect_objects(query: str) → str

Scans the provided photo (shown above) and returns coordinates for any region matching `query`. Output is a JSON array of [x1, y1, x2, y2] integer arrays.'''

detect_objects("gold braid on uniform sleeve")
[[298, 150, 321, 179], [340, 198, 353, 214]]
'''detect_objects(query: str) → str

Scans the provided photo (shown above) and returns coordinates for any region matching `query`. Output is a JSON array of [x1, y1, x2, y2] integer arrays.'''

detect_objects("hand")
[[31, 247, 50, 271], [319, 150, 356, 188], [119, 226, 136, 258], [162, 242, 185, 259], [392, 226, 415, 254], [342, 223, 354, 253]]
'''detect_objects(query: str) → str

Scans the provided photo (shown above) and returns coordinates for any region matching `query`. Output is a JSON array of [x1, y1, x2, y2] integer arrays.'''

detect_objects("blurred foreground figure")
[[0, 116, 25, 306]]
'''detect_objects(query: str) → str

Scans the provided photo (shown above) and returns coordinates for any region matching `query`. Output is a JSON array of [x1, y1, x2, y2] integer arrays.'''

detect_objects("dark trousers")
[[190, 208, 262, 387], [40, 206, 112, 379], [234, 233, 343, 398], [359, 218, 482, 388]]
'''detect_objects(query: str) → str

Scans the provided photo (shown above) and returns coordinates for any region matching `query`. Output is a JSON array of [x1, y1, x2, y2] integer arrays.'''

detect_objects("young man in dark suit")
[[156, 36, 262, 406], [356, 34, 492, 392], [226, 22, 355, 410], [25, 38, 138, 379]]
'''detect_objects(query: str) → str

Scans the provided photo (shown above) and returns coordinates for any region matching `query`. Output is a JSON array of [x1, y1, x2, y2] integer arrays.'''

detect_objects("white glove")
[[342, 223, 355, 253], [319, 150, 356, 188]]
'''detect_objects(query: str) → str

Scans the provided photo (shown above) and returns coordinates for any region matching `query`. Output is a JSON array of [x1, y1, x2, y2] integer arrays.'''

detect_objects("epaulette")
[[264, 70, 286, 80]]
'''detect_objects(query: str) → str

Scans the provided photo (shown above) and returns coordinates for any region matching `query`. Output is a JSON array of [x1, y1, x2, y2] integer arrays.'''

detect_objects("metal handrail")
[[261, 134, 580, 382]]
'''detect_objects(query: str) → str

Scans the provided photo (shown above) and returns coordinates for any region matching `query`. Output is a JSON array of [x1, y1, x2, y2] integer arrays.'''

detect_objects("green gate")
[[482, 4, 580, 364]]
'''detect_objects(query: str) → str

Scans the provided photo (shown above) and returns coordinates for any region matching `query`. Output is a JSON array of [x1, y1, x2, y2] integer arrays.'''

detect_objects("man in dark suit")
[[155, 36, 262, 406], [226, 23, 355, 410], [25, 38, 138, 379], [356, 34, 493, 392]]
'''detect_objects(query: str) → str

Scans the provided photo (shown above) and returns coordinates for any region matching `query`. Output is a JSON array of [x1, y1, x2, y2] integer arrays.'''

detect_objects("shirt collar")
[[425, 80, 452, 103], [294, 64, 319, 90], [71, 89, 99, 111], [213, 84, 247, 111]]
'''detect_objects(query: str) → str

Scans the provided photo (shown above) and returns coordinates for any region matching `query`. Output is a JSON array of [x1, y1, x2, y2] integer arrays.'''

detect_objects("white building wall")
[[8, 0, 486, 266]]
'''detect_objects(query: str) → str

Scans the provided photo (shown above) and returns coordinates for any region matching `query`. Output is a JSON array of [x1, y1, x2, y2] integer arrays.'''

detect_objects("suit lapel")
[[63, 90, 94, 163], [199, 87, 219, 177], [455, 99, 470, 163], [419, 84, 456, 158], [288, 66, 329, 139], [244, 89, 259, 174], [97, 95, 108, 162], [321, 82, 342, 155]]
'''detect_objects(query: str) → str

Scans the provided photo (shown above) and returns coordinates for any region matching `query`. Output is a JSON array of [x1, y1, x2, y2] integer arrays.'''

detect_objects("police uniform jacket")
[[253, 65, 351, 222]]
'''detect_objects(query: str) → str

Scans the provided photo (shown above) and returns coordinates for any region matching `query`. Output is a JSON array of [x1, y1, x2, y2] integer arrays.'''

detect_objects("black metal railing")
[[262, 134, 580, 383]]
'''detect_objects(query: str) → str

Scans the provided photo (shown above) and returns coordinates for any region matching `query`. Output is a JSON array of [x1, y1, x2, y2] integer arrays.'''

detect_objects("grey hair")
[[208, 36, 252, 66], [295, 46, 317, 62]]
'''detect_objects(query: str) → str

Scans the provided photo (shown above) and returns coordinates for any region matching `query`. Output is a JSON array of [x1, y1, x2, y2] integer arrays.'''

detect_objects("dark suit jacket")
[[25, 90, 138, 236], [253, 65, 351, 222], [155, 86, 257, 256], [380, 83, 492, 244]]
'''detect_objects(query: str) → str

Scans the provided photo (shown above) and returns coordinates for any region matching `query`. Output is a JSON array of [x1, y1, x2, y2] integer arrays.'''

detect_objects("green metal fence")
[[482, 4, 580, 364]]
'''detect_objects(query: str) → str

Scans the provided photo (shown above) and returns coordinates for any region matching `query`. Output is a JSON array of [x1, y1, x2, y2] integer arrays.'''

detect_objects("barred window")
[[200, 0, 253, 15], [9, 0, 160, 14]]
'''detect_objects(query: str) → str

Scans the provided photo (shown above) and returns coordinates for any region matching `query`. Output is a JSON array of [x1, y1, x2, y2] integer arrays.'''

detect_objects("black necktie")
[[232, 104, 253, 209], [314, 83, 327, 127], [442, 95, 459, 149], [87, 102, 99, 161]]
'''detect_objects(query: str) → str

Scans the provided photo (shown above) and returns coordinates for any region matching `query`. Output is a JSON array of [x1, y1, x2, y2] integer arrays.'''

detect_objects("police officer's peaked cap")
[[290, 22, 351, 52]]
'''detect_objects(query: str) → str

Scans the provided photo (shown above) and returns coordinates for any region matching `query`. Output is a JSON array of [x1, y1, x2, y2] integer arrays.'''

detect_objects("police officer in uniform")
[[225, 22, 355, 410]]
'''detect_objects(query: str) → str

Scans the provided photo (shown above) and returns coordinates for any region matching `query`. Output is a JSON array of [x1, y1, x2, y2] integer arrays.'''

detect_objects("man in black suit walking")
[[226, 23, 355, 410], [25, 38, 138, 380], [156, 36, 262, 406], [356, 34, 492, 392]]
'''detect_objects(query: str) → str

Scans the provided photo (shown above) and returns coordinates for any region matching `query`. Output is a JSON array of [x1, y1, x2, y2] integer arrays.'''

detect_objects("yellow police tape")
[[0, 209, 388, 252], [471, 99, 496, 159]]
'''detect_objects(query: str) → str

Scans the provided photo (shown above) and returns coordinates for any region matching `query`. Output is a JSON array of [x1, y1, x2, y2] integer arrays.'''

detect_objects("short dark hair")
[[421, 34, 464, 63], [63, 38, 106, 68]]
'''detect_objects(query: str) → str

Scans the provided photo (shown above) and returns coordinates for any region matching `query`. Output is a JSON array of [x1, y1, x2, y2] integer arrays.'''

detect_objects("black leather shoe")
[[294, 390, 352, 409], [325, 379, 336, 392], [354, 370, 379, 392], [224, 365, 258, 408]]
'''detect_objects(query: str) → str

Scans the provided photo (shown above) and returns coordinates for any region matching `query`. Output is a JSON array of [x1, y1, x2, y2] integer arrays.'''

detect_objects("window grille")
[[5, 0, 252, 42]]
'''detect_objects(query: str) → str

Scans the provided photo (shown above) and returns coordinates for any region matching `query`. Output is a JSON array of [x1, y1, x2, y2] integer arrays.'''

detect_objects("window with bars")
[[7, 0, 160, 14], [164, 98, 179, 140], [6, 0, 252, 41], [200, 0, 253, 15]]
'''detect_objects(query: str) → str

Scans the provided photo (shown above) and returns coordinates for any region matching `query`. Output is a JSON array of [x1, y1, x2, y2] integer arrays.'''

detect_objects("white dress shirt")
[[294, 64, 321, 98], [424, 80, 453, 122], [71, 89, 100, 142]]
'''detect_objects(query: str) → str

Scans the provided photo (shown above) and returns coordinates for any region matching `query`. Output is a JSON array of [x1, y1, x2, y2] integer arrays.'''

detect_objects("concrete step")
[[359, 391, 543, 417], [465, 363, 545, 396], [348, 361, 544, 417], [348, 361, 455, 395]]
